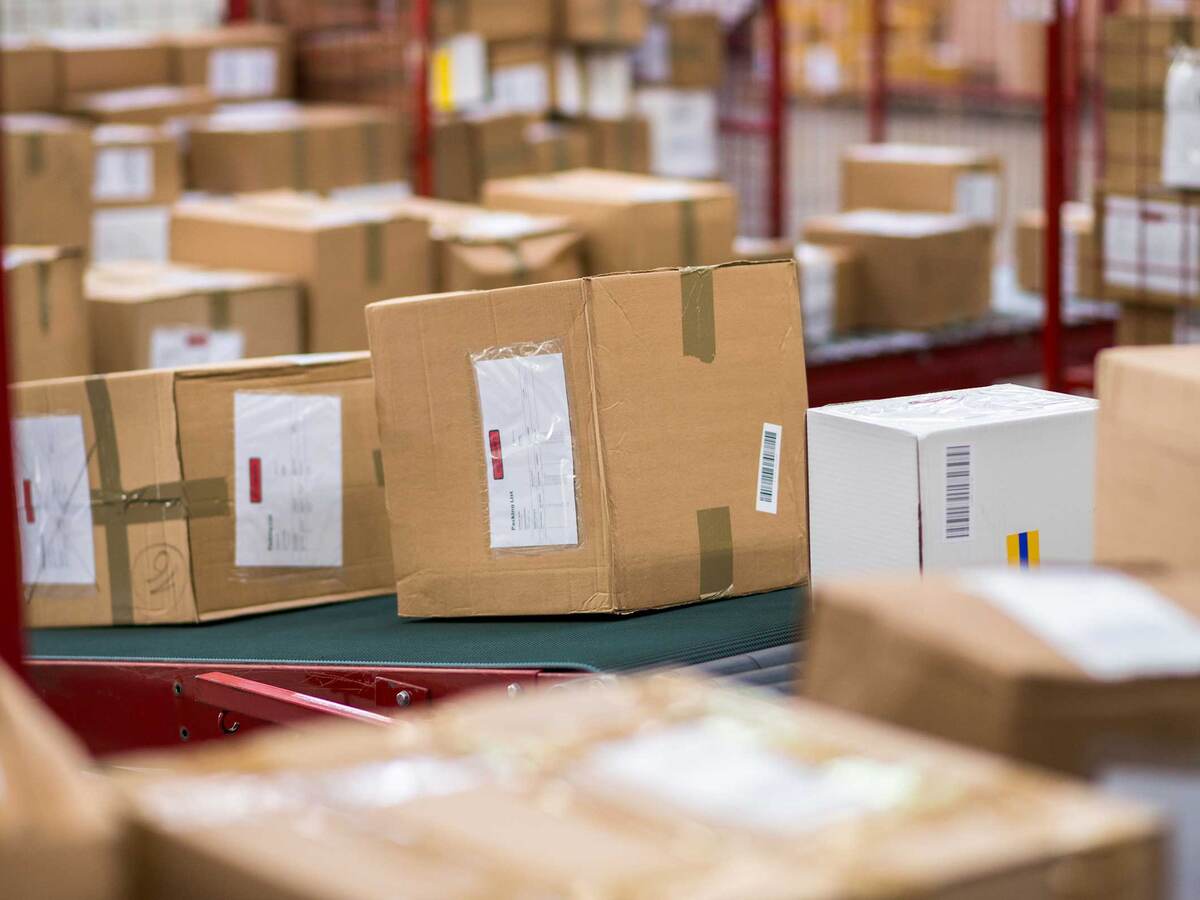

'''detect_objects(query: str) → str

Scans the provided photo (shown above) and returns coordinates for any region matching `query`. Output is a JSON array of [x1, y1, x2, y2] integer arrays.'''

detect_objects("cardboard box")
[[92, 125, 181, 209], [5, 246, 91, 382], [730, 235, 793, 262], [558, 0, 648, 46], [86, 261, 303, 373], [171, 196, 431, 352], [636, 12, 725, 88], [113, 674, 1165, 900], [168, 24, 293, 102], [64, 84, 216, 125], [187, 103, 407, 194], [803, 210, 991, 330], [584, 116, 650, 172], [1102, 13, 1195, 96], [1014, 202, 1099, 298], [841, 143, 1004, 225], [635, 88, 718, 178], [2, 114, 92, 249], [1095, 186, 1200, 307], [372, 197, 583, 292], [554, 48, 634, 119], [524, 119, 591, 173], [431, 117, 477, 201], [432, 0, 553, 42], [1095, 346, 1200, 567], [795, 242, 860, 343], [1102, 106, 1163, 194], [488, 40, 554, 115], [366, 261, 808, 616], [807, 385, 1098, 581], [0, 665, 125, 900], [92, 206, 172, 264], [1115, 303, 1180, 346], [432, 113, 538, 202], [48, 31, 171, 102], [483, 168, 735, 273], [1, 38, 57, 111], [12, 353, 391, 626]]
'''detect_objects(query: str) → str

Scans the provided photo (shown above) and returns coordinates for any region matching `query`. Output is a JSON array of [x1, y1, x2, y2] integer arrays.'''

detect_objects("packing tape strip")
[[291, 129, 308, 191], [606, 0, 620, 40], [503, 237, 529, 280], [91, 478, 229, 526], [36, 261, 50, 333], [363, 121, 383, 183], [680, 265, 715, 363], [208, 290, 231, 330], [365, 222, 384, 284], [696, 506, 733, 600], [680, 197, 698, 266], [373, 449, 386, 487], [553, 136, 569, 172], [25, 133, 43, 176], [85, 377, 134, 625], [620, 120, 634, 172]]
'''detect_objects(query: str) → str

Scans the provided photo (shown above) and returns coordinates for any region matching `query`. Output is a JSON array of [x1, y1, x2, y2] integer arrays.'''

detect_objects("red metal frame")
[[765, 0, 786, 238], [869, 0, 888, 142], [412, 0, 433, 196], [1044, 1, 1066, 392]]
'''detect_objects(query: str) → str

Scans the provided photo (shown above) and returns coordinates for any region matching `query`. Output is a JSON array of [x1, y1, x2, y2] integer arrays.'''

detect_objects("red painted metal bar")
[[1062, 0, 1081, 201], [765, 0, 786, 239], [192, 672, 393, 726], [225, 0, 251, 23], [868, 0, 888, 142], [412, 0, 434, 196], [1044, 1, 1066, 392]]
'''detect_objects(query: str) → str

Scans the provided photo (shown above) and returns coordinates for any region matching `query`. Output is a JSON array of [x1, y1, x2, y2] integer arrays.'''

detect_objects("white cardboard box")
[[807, 384, 1098, 581]]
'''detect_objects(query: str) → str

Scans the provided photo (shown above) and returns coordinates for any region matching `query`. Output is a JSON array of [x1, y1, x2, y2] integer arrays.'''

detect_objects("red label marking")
[[186, 332, 209, 347], [22, 479, 34, 523], [249, 457, 263, 503], [488, 430, 504, 480]]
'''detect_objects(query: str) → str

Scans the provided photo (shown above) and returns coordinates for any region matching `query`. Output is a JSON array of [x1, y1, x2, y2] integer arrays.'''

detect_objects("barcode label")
[[944, 443, 972, 541], [756, 423, 782, 515]]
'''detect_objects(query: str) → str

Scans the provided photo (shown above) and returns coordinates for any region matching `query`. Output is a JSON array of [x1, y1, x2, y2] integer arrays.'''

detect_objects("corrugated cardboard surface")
[[1, 39, 57, 111], [2, 113, 93, 249], [64, 85, 216, 125], [432, 0, 552, 42], [5, 246, 91, 382], [1096, 347, 1200, 569], [526, 121, 591, 173], [92, 124, 182, 209], [14, 355, 390, 626], [807, 570, 1200, 776], [86, 261, 303, 372], [171, 197, 431, 352], [664, 12, 724, 88], [366, 261, 807, 617], [48, 32, 171, 101], [804, 210, 991, 330], [169, 24, 294, 100], [841, 143, 1004, 219], [584, 116, 650, 173], [483, 168, 735, 275], [558, 0, 648, 45], [1015, 203, 1098, 298]]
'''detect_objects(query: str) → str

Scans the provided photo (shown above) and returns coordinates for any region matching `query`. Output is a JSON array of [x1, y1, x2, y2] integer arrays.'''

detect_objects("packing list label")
[[151, 326, 245, 369], [208, 47, 279, 98], [474, 353, 579, 549], [234, 392, 342, 568], [93, 146, 154, 202], [14, 415, 96, 585], [954, 172, 999, 223]]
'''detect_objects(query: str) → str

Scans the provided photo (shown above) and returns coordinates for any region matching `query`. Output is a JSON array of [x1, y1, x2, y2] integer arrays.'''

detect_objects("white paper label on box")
[[960, 568, 1200, 680], [150, 326, 245, 369], [554, 50, 583, 116], [804, 45, 842, 94], [798, 245, 835, 343], [92, 206, 171, 263], [93, 146, 154, 202], [474, 352, 578, 549], [756, 423, 782, 515], [635, 22, 670, 83], [1103, 196, 1200, 297], [954, 172, 999, 223], [636, 88, 718, 179], [431, 33, 487, 112], [208, 47, 278, 99], [1062, 223, 1079, 294], [491, 63, 549, 114], [234, 392, 343, 568], [943, 443, 972, 541], [581, 720, 920, 835], [14, 415, 96, 586], [585, 51, 633, 120]]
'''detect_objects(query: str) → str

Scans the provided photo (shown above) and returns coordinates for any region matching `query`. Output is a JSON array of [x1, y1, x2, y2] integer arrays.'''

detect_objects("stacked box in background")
[[2, 114, 92, 250], [167, 25, 293, 103], [0, 37, 56, 110], [91, 124, 182, 263], [12, 354, 391, 627], [1015, 202, 1098, 299], [47, 31, 172, 106], [171, 196, 431, 352], [4, 246, 90, 382], [64, 84, 216, 125], [367, 261, 807, 617], [86, 261, 304, 373]]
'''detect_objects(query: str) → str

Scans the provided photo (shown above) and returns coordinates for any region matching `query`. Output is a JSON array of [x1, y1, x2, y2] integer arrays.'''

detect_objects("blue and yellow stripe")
[[1006, 530, 1040, 568]]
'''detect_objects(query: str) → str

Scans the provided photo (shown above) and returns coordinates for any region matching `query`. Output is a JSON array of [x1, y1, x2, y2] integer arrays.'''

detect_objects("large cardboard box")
[[1015, 202, 1099, 298], [807, 566, 1200, 897], [367, 261, 808, 616], [1102, 13, 1195, 97], [171, 197, 431, 352], [64, 84, 216, 125], [1095, 346, 1200, 568], [803, 210, 992, 330], [187, 104, 406, 194], [431, 116, 477, 201], [372, 197, 583, 292], [113, 674, 1164, 900], [2, 114, 92, 250], [841, 143, 1004, 225], [1103, 105, 1163, 194], [637, 12, 725, 88], [584, 115, 650, 172], [49, 31, 171, 102], [483, 168, 736, 273], [92, 125, 181, 209], [488, 40, 555, 115], [1, 38, 57, 111], [558, 0, 648, 46], [12, 353, 391, 627], [0, 665, 125, 900], [432, 0, 553, 42], [524, 119, 591, 173], [5, 246, 91, 382], [1094, 186, 1200, 307], [86, 261, 304, 373], [795, 242, 860, 343], [168, 24, 293, 102], [807, 385, 1098, 581]]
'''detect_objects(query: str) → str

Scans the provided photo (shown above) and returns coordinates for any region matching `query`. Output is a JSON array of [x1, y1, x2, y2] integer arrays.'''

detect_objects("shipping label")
[[954, 172, 999, 223], [150, 326, 245, 369], [93, 146, 154, 202], [208, 47, 279, 98]]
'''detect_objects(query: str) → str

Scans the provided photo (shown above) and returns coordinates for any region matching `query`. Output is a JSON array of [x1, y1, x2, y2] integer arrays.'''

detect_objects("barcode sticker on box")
[[93, 146, 154, 202], [14, 415, 96, 586], [150, 326, 245, 369], [474, 352, 578, 549], [208, 47, 278, 98], [234, 392, 342, 568], [756, 423, 782, 515], [944, 443, 972, 541]]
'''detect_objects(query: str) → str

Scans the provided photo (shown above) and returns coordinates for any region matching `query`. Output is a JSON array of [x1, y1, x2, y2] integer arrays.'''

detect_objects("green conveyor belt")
[[27, 588, 804, 672]]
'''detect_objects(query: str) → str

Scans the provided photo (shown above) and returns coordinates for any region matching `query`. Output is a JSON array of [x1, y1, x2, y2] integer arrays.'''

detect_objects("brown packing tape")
[[606, 0, 620, 40], [208, 291, 231, 330], [91, 477, 229, 526], [680, 198, 698, 266], [25, 133, 43, 176], [365, 222, 384, 284], [619, 120, 634, 172], [697, 506, 733, 599], [362, 121, 383, 184], [85, 377, 134, 625], [553, 137, 569, 172], [36, 261, 50, 333], [373, 449, 385, 487], [680, 266, 715, 363], [503, 238, 529, 280], [291, 129, 308, 191]]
